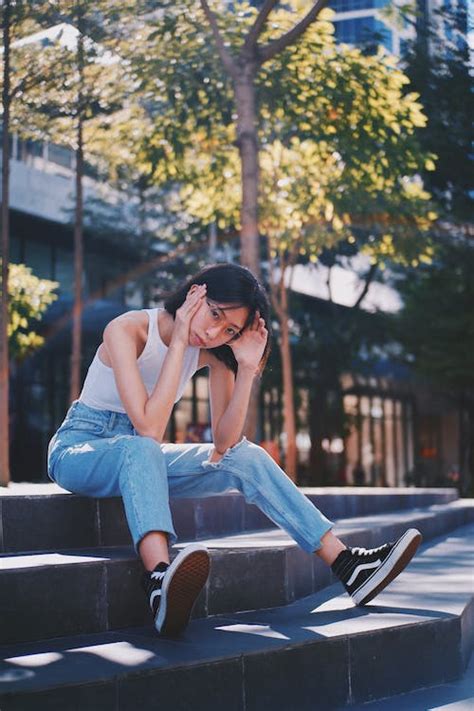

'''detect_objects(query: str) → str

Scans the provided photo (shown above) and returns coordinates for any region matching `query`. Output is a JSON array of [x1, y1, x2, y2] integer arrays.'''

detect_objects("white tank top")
[[78, 307, 200, 413]]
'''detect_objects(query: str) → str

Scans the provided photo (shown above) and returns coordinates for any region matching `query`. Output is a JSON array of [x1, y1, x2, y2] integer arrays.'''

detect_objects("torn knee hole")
[[209, 447, 226, 463], [209, 437, 247, 463]]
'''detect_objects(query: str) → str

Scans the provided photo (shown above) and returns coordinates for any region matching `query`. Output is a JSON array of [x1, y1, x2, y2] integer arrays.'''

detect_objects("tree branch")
[[258, 0, 329, 64], [9, 73, 46, 101], [243, 0, 279, 51], [200, 0, 238, 79], [353, 262, 377, 309]]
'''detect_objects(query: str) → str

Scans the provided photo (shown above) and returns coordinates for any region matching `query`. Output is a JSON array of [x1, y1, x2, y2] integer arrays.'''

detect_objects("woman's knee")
[[117, 435, 166, 477], [227, 438, 277, 479], [237, 438, 271, 462], [119, 434, 160, 454]]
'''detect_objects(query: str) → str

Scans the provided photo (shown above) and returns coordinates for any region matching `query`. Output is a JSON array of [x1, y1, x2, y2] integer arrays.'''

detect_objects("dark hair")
[[163, 263, 272, 375]]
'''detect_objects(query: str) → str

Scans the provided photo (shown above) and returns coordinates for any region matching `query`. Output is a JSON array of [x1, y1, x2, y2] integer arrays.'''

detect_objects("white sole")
[[352, 528, 422, 606], [155, 543, 210, 636]]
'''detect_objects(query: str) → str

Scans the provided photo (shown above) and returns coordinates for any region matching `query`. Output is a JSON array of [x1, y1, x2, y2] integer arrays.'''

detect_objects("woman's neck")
[[157, 310, 174, 348]]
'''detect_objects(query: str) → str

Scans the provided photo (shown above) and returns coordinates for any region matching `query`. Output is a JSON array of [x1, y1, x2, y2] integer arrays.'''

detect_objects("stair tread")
[[1, 523, 472, 695], [2, 501, 473, 568], [0, 483, 459, 498]]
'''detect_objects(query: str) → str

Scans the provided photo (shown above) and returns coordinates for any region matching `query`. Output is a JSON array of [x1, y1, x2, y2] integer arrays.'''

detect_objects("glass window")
[[395, 408, 404, 485], [23, 240, 53, 280], [18, 138, 43, 163], [54, 247, 74, 295], [48, 143, 73, 169], [10, 234, 22, 263], [171, 375, 211, 444], [361, 416, 372, 472], [331, 0, 375, 12], [344, 394, 358, 416], [344, 394, 415, 488], [197, 400, 208, 423], [372, 399, 384, 484], [174, 399, 192, 443], [360, 396, 370, 416], [371, 396, 383, 419], [406, 403, 414, 472], [384, 400, 396, 486], [195, 377, 208, 400], [334, 16, 392, 52]]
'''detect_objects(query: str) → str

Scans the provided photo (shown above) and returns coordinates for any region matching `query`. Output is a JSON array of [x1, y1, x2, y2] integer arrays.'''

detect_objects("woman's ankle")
[[138, 530, 170, 571], [316, 530, 347, 566]]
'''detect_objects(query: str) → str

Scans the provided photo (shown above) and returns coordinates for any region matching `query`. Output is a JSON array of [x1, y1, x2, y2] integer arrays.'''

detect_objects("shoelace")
[[351, 542, 392, 557], [151, 570, 167, 583]]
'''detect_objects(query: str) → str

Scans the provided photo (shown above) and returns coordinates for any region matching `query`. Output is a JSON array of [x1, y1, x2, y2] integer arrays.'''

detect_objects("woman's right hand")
[[170, 283, 207, 346]]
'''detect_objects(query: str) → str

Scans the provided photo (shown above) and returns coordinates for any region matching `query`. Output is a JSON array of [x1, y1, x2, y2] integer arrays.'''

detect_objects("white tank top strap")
[[78, 306, 200, 413], [137, 308, 161, 362]]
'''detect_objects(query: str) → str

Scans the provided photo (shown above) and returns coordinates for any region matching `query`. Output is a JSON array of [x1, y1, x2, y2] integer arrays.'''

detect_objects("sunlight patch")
[[5, 652, 62, 667], [215, 623, 290, 640], [0, 668, 36, 682], [70, 642, 157, 666]]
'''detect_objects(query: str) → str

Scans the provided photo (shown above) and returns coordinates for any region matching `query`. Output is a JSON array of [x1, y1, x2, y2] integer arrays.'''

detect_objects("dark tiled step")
[[0, 524, 472, 710], [0, 484, 459, 553], [1, 501, 473, 646]]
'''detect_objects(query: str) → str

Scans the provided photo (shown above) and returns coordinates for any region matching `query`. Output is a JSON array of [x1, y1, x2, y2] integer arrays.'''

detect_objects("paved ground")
[[349, 650, 474, 710]]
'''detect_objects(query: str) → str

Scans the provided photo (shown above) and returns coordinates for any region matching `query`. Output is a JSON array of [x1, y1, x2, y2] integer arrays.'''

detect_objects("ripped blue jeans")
[[47, 401, 333, 556]]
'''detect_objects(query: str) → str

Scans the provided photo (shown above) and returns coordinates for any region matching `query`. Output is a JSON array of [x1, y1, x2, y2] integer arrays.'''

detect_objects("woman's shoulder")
[[102, 309, 151, 356], [107, 308, 150, 333]]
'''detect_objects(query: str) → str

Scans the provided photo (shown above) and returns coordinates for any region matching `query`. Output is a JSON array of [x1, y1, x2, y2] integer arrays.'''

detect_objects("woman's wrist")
[[168, 337, 187, 353], [237, 362, 259, 376]]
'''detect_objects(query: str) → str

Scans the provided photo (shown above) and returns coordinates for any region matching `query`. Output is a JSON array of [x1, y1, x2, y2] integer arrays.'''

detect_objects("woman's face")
[[189, 294, 250, 349]]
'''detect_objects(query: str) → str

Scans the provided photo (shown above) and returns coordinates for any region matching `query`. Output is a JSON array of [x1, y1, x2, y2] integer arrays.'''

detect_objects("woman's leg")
[[49, 423, 210, 635], [162, 438, 421, 607], [49, 432, 177, 565], [162, 437, 339, 556]]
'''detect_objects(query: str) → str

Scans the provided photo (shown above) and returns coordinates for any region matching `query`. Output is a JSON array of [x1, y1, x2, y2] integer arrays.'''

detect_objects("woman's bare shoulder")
[[109, 309, 149, 331], [100, 309, 149, 365]]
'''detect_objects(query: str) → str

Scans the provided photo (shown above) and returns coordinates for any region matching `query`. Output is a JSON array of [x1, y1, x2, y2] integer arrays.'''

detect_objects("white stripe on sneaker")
[[347, 559, 381, 586], [352, 528, 421, 605], [150, 589, 162, 610]]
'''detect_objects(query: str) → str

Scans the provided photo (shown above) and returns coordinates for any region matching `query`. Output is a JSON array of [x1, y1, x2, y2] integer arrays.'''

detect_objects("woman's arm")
[[208, 311, 268, 456], [208, 360, 257, 454], [103, 285, 206, 440]]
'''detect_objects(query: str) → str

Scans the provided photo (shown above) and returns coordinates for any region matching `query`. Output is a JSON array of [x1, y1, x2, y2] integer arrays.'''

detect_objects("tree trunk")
[[279, 281, 297, 481], [0, 0, 11, 487], [234, 68, 260, 277], [235, 67, 261, 441], [69, 27, 84, 403]]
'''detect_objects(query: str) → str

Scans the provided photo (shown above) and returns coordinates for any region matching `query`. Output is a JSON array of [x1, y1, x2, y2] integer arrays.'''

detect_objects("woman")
[[47, 263, 421, 637]]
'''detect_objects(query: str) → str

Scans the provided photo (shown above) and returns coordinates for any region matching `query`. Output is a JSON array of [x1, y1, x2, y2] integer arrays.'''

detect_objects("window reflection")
[[344, 393, 414, 487], [170, 376, 210, 444]]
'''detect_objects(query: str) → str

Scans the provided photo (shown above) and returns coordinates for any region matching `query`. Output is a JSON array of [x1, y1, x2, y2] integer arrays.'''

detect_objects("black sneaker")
[[331, 528, 422, 606], [141, 543, 210, 636]]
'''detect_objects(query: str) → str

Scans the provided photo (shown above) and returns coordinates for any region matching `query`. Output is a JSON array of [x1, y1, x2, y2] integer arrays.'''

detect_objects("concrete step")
[[348, 649, 474, 710], [0, 523, 472, 710], [1, 500, 473, 646], [0, 483, 459, 553]]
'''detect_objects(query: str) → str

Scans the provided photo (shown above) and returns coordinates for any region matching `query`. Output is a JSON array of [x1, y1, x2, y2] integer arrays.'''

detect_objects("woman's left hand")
[[229, 311, 268, 372]]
